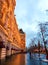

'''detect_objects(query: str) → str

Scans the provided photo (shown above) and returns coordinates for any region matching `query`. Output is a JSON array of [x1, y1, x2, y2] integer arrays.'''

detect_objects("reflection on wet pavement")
[[26, 53, 48, 65], [0, 54, 25, 65], [0, 53, 48, 65]]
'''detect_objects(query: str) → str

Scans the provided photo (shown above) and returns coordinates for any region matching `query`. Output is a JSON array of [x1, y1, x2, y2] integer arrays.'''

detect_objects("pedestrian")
[[29, 52, 31, 59], [46, 53, 48, 60]]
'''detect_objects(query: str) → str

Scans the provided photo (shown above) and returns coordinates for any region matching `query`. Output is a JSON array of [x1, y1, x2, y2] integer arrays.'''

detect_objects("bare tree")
[[39, 22, 48, 59]]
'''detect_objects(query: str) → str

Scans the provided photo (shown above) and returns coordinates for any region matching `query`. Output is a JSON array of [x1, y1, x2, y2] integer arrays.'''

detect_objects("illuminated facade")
[[0, 0, 22, 47], [0, 0, 26, 59], [19, 29, 26, 50]]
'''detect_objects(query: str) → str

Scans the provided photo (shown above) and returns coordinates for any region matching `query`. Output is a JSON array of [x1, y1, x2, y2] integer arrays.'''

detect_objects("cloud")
[[38, 0, 48, 11], [15, 0, 48, 47]]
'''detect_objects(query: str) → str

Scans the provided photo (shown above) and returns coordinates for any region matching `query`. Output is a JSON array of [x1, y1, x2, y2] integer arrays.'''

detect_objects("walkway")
[[0, 53, 48, 65]]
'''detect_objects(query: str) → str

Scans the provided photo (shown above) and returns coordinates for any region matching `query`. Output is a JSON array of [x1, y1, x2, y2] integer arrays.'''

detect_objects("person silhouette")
[[29, 52, 31, 59], [46, 53, 48, 60]]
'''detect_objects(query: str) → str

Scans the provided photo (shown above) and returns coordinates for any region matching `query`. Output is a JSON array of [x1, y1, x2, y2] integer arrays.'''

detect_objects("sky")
[[15, 0, 48, 47]]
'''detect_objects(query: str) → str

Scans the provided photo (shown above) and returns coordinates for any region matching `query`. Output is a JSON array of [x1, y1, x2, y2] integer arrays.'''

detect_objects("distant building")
[[19, 29, 26, 50]]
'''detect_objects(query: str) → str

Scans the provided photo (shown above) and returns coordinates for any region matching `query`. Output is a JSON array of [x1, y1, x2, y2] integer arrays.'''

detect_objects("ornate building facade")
[[0, 0, 26, 60], [19, 29, 26, 50]]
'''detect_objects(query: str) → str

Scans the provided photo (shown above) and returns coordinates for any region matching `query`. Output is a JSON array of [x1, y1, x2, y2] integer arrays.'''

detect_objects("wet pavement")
[[0, 54, 25, 65], [26, 53, 48, 65], [0, 53, 48, 65]]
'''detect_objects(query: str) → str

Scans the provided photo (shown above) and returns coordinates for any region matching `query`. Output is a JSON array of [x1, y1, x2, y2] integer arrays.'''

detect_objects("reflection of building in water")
[[19, 29, 26, 50], [0, 0, 26, 60]]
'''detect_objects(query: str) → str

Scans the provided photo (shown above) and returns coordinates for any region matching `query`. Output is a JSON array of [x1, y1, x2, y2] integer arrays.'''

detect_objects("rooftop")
[[19, 29, 24, 34]]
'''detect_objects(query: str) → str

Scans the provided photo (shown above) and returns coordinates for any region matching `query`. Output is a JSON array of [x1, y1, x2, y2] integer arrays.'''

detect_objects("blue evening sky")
[[15, 0, 48, 47]]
